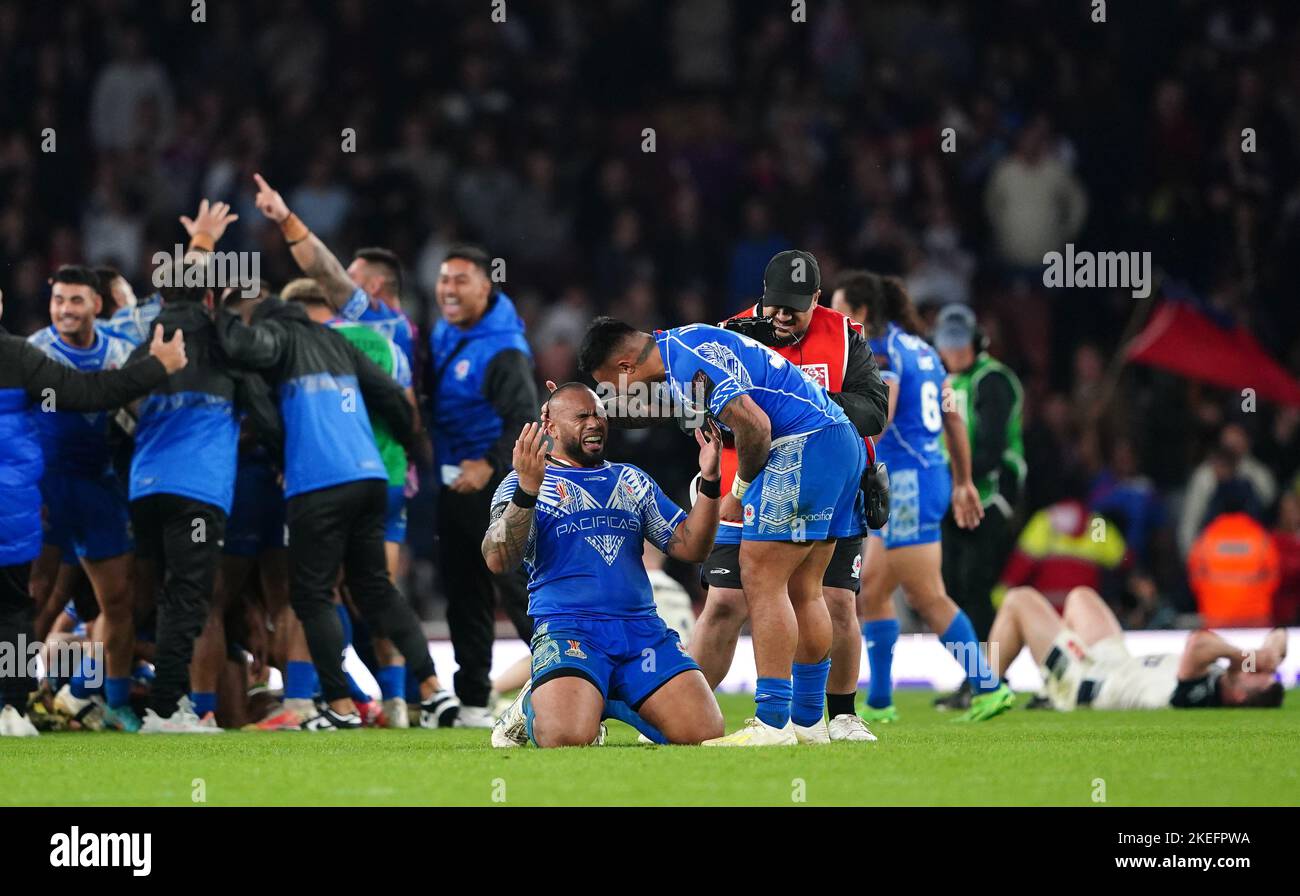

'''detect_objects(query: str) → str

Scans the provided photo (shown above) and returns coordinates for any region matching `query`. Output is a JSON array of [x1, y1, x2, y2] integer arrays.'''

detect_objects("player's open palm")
[[180, 198, 239, 243], [513, 422, 548, 494]]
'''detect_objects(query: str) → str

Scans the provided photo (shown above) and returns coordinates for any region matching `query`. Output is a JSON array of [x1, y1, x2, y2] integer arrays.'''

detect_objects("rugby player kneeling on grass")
[[990, 585, 1286, 711], [484, 384, 724, 747]]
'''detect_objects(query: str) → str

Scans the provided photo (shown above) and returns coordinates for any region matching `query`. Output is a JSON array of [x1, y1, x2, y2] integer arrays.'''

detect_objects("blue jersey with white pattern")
[[655, 325, 848, 440], [869, 322, 948, 470], [26, 326, 135, 476], [490, 462, 686, 619], [341, 287, 416, 368], [103, 293, 163, 346]]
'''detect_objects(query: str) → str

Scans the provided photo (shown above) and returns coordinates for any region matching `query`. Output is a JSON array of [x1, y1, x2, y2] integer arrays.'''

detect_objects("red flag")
[[1126, 302, 1300, 406]]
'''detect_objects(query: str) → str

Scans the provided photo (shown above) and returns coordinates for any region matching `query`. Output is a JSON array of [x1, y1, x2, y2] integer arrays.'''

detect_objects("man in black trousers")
[[0, 287, 187, 738], [219, 294, 461, 729], [427, 246, 538, 727]]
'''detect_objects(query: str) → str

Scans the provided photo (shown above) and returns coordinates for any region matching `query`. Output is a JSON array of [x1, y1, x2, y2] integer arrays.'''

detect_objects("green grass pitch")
[[3, 691, 1297, 806]]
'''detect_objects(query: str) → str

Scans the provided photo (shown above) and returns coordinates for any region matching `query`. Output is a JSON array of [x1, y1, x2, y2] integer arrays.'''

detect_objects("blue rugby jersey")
[[869, 321, 948, 470], [341, 287, 415, 368], [490, 462, 685, 619], [27, 326, 135, 476], [655, 324, 849, 440]]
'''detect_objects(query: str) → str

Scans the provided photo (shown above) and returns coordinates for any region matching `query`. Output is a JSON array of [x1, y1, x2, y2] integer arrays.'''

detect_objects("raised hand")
[[695, 419, 722, 482], [252, 173, 290, 223], [512, 422, 548, 494], [180, 198, 240, 243]]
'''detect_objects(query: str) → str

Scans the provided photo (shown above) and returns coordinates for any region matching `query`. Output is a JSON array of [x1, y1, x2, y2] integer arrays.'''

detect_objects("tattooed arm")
[[482, 422, 548, 574], [252, 172, 356, 311]]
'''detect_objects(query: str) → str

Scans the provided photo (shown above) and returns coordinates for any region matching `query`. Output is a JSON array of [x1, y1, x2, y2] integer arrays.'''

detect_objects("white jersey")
[[1092, 650, 1182, 710], [1043, 632, 1181, 711]]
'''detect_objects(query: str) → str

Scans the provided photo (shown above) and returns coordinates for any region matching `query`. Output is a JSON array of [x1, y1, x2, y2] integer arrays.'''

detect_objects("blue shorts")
[[742, 421, 866, 542], [868, 463, 950, 549], [530, 614, 700, 708], [224, 461, 286, 557], [385, 485, 407, 544], [40, 472, 134, 561]]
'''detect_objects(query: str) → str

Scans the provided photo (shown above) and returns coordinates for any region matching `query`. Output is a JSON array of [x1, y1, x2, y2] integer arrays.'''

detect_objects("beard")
[[562, 434, 606, 466]]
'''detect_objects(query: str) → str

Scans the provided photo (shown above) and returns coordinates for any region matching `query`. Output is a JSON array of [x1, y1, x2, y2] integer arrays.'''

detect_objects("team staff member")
[[933, 305, 1025, 642], [218, 290, 453, 731], [0, 286, 187, 738], [429, 245, 538, 728], [690, 250, 888, 742]]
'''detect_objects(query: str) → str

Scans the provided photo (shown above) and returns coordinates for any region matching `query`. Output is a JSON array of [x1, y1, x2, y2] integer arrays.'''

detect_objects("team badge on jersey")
[[454, 359, 471, 380], [743, 504, 755, 524], [800, 363, 829, 388], [565, 640, 588, 660]]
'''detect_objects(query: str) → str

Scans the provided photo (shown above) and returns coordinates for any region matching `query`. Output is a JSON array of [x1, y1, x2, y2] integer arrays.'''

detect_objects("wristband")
[[511, 486, 538, 509], [280, 213, 310, 244], [188, 231, 215, 253], [731, 476, 750, 500], [697, 477, 721, 499]]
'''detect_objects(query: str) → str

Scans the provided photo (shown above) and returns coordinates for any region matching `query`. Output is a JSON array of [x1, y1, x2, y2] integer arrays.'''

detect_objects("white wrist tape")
[[731, 476, 751, 500]]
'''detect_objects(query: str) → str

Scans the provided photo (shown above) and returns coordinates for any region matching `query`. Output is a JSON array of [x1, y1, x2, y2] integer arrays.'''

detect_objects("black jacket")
[[218, 298, 423, 498]]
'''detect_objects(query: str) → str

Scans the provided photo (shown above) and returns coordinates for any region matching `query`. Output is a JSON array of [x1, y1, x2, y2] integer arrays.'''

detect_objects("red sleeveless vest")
[[716, 304, 872, 490]]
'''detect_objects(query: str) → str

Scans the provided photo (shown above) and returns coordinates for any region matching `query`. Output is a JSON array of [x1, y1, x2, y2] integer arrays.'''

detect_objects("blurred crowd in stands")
[[1, 0, 1297, 627]]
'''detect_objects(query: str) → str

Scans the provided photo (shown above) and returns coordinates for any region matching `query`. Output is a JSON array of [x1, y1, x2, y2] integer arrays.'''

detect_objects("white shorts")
[[1040, 630, 1177, 711]]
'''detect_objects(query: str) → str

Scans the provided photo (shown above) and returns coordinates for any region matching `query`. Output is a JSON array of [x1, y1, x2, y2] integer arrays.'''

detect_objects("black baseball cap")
[[762, 249, 821, 312]]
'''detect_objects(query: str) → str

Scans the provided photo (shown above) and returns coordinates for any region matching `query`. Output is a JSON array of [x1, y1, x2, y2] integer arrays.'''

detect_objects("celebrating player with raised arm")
[[482, 384, 724, 747], [579, 292, 869, 747]]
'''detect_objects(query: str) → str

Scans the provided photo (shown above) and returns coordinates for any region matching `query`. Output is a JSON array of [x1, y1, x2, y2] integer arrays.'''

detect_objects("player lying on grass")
[[483, 384, 725, 747], [991, 585, 1287, 710]]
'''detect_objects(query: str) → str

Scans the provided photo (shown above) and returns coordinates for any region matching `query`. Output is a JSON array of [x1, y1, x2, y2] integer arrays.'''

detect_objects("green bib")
[[332, 321, 408, 487], [947, 353, 1025, 506]]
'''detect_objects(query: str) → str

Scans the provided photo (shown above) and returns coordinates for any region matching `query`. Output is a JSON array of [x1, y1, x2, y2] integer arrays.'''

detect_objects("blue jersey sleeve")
[[341, 287, 371, 322], [392, 342, 412, 389], [660, 326, 753, 417], [633, 467, 686, 553], [489, 470, 521, 518]]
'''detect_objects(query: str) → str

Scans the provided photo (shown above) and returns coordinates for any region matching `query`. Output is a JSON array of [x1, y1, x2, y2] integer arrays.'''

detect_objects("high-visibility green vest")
[[947, 353, 1025, 508]]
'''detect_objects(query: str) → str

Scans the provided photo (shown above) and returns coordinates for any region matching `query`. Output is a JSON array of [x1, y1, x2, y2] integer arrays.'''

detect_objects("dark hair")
[[92, 266, 123, 290], [832, 270, 875, 315], [879, 276, 926, 336], [354, 247, 403, 296], [443, 243, 494, 282], [50, 265, 103, 297], [578, 316, 639, 377], [153, 255, 210, 306], [1239, 679, 1284, 708]]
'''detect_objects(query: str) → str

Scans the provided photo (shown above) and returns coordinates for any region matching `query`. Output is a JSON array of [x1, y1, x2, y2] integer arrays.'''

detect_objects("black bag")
[[862, 462, 890, 530]]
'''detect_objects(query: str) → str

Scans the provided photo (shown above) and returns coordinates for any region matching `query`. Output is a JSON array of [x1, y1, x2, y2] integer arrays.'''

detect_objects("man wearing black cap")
[[578, 250, 872, 746], [933, 304, 1025, 656], [691, 250, 889, 741]]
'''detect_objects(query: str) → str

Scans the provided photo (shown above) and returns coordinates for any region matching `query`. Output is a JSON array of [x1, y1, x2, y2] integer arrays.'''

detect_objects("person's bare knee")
[[530, 677, 604, 748], [824, 587, 856, 628], [637, 671, 725, 744], [700, 588, 747, 626], [1063, 586, 1104, 624]]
